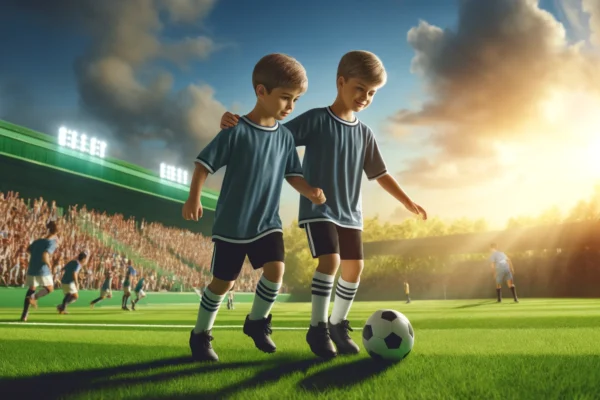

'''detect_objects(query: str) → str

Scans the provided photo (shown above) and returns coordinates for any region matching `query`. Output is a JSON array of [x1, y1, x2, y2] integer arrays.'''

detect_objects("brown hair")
[[47, 220, 58, 234], [252, 53, 308, 94], [337, 50, 387, 87]]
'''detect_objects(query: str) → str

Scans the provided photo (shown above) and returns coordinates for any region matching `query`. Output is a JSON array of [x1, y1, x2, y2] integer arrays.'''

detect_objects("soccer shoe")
[[243, 314, 276, 353], [131, 303, 136, 311], [189, 329, 219, 362], [328, 318, 360, 355], [306, 322, 337, 359], [122, 306, 130, 311], [90, 303, 95, 309]]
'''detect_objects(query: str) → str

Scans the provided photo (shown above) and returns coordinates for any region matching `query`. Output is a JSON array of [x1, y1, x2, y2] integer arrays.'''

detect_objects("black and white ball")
[[362, 309, 414, 361]]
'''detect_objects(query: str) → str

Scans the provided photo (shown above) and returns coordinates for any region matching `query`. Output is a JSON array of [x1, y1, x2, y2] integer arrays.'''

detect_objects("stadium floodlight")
[[58, 126, 107, 159], [159, 162, 189, 185]]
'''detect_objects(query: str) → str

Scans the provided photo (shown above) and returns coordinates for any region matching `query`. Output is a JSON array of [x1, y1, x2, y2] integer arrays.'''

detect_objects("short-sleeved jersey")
[[196, 117, 303, 243], [102, 272, 112, 291], [490, 251, 509, 268], [61, 260, 81, 284], [135, 277, 145, 292], [285, 107, 387, 230], [26, 238, 58, 276], [124, 265, 136, 285]]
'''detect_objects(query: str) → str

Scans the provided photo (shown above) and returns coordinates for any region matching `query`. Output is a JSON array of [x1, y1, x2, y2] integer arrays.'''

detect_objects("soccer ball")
[[362, 309, 414, 361]]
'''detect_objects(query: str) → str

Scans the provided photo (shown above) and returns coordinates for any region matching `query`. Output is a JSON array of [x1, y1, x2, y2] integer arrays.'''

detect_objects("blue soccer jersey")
[[196, 116, 303, 243], [61, 260, 81, 285], [284, 107, 387, 230], [490, 251, 510, 268], [26, 238, 58, 276]]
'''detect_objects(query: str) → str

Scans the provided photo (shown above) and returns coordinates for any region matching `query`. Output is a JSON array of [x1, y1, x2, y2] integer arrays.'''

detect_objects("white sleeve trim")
[[368, 170, 388, 181], [285, 173, 304, 178], [194, 158, 214, 174]]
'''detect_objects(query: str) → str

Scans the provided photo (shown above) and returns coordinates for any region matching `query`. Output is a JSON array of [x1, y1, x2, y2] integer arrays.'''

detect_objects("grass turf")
[[1, 298, 599, 399]]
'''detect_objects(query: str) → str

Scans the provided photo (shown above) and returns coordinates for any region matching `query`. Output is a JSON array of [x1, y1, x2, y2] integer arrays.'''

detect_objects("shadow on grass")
[[453, 300, 497, 309], [298, 357, 396, 392]]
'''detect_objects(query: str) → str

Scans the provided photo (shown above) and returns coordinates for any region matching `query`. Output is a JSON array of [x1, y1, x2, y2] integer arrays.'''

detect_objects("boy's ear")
[[256, 84, 266, 98]]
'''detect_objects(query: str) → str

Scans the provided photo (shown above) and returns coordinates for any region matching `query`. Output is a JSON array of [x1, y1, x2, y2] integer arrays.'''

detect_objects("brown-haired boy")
[[184, 53, 326, 362], [220, 50, 427, 359]]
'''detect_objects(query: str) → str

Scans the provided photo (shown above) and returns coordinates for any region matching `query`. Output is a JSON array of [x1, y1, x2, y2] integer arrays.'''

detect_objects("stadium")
[[3, 1, 600, 399]]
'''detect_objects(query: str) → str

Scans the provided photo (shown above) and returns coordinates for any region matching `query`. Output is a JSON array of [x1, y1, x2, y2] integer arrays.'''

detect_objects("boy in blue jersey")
[[220, 51, 428, 358], [57, 252, 88, 314], [20, 221, 60, 322], [90, 269, 113, 308], [183, 53, 326, 362], [122, 260, 137, 311], [131, 275, 146, 311], [489, 243, 519, 303]]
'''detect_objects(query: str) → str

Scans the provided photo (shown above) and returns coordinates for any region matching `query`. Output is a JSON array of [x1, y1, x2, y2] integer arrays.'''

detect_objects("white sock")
[[249, 275, 281, 320], [193, 287, 225, 334], [310, 271, 335, 327], [330, 277, 359, 324]]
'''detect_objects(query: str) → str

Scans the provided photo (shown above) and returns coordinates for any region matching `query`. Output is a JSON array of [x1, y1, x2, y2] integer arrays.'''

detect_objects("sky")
[[1, 0, 600, 229]]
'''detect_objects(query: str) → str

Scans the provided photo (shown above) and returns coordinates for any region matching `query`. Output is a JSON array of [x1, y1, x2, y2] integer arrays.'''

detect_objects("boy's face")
[[338, 77, 380, 112], [258, 86, 304, 121]]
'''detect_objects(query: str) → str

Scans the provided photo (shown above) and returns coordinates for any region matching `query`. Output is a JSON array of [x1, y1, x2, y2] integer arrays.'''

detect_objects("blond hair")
[[252, 53, 308, 94], [337, 50, 387, 87]]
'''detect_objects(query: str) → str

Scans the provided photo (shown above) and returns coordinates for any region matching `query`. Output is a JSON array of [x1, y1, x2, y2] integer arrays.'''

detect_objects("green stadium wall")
[[0, 120, 217, 235]]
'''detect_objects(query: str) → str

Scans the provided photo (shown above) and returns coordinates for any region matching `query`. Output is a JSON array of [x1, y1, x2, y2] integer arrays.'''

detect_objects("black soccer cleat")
[[306, 322, 337, 359], [243, 314, 276, 353], [189, 329, 219, 362], [328, 318, 360, 355]]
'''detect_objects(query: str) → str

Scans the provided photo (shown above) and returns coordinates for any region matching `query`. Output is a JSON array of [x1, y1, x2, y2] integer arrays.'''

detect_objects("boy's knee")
[[316, 254, 340, 275], [208, 278, 235, 295], [262, 261, 284, 282], [46, 286, 54, 293]]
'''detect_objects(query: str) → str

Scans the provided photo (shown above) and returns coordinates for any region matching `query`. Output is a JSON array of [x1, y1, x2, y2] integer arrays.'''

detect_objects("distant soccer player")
[[122, 260, 136, 311], [57, 251, 88, 314], [21, 221, 59, 322], [404, 281, 411, 304], [131, 275, 146, 311], [489, 243, 519, 303], [90, 269, 113, 308]]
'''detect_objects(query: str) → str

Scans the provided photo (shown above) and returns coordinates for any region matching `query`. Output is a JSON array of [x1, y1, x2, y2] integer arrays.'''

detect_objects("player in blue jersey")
[[122, 260, 137, 311], [20, 221, 60, 322], [57, 252, 88, 314], [131, 275, 147, 311], [90, 269, 114, 308], [489, 243, 519, 303], [183, 53, 327, 362], [219, 51, 428, 358]]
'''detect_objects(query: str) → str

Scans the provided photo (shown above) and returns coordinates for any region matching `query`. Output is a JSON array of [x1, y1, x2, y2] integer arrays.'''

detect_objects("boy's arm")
[[285, 176, 326, 205], [183, 163, 210, 220], [376, 174, 427, 220]]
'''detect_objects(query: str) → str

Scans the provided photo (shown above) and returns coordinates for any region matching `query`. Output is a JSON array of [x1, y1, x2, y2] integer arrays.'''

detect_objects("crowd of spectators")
[[0, 191, 286, 293]]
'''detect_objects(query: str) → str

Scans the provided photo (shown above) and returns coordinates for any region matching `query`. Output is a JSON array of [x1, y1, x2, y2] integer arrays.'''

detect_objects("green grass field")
[[1, 296, 599, 400]]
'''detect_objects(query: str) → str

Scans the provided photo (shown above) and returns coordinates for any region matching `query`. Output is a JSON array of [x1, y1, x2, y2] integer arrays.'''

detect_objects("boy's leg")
[[329, 226, 363, 355], [244, 232, 285, 353], [30, 276, 54, 308], [190, 240, 244, 362], [305, 222, 340, 359], [21, 276, 37, 321], [507, 278, 519, 302]]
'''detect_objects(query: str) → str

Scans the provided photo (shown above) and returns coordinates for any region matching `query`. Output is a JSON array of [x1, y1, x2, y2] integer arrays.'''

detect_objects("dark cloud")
[[3, 0, 225, 172]]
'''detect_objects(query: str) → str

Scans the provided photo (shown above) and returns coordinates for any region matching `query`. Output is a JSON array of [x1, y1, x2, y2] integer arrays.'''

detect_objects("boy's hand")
[[308, 188, 326, 205], [220, 112, 240, 129], [182, 198, 203, 221], [405, 202, 428, 220]]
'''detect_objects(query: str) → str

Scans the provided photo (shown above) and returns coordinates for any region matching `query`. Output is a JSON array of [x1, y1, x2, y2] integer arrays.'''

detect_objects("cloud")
[[5, 0, 225, 172], [583, 0, 600, 45], [390, 0, 600, 189]]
